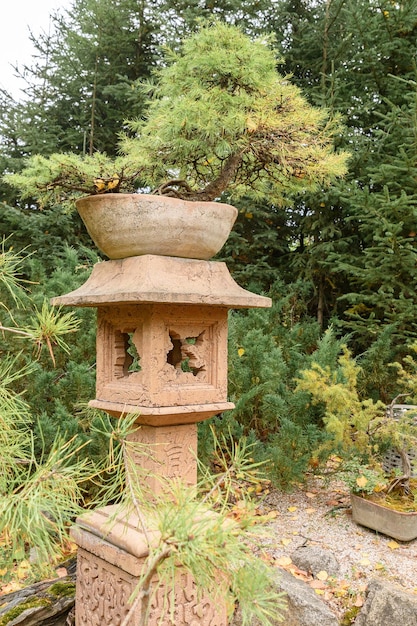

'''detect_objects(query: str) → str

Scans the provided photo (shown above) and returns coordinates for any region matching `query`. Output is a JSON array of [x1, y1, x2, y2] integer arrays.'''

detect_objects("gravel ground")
[[260, 474, 417, 619]]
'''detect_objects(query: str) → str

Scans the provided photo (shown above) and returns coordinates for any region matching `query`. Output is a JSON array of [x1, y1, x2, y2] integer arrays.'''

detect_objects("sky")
[[0, 0, 71, 98]]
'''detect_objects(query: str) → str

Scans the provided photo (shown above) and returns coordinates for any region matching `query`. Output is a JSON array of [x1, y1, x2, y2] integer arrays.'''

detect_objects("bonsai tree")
[[4, 22, 349, 209]]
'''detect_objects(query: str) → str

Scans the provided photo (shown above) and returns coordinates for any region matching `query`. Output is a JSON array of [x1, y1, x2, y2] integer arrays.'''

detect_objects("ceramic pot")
[[351, 493, 417, 541], [76, 193, 238, 260]]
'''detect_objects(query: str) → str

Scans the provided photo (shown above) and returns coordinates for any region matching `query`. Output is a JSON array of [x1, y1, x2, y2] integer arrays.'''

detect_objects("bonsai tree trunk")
[[386, 395, 414, 496], [387, 446, 412, 496], [155, 151, 245, 202]]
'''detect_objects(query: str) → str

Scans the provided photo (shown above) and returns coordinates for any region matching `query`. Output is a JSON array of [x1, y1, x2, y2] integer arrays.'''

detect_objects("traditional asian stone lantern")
[[53, 252, 271, 625]]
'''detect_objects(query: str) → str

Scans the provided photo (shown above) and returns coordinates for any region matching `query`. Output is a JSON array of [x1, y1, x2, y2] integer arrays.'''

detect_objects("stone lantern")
[[53, 253, 271, 625]]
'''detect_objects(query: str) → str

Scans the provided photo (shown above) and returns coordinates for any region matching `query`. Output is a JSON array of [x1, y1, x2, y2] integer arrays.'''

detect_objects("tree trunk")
[[158, 150, 245, 201]]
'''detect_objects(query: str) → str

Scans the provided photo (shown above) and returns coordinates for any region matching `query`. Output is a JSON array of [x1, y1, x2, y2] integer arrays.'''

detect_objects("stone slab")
[[89, 399, 235, 423], [51, 255, 272, 308], [72, 505, 153, 574]]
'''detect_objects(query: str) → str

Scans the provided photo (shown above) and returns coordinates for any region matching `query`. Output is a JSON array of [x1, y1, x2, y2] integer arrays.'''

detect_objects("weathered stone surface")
[[126, 424, 198, 494], [277, 570, 339, 626], [354, 579, 417, 626], [71, 506, 227, 626], [51, 255, 272, 308], [93, 302, 232, 415], [50, 244, 272, 625], [291, 545, 341, 578], [75, 193, 238, 261], [230, 569, 338, 626]]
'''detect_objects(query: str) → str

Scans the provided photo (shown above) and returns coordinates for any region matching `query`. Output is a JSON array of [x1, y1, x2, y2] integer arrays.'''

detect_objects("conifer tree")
[[269, 0, 417, 356]]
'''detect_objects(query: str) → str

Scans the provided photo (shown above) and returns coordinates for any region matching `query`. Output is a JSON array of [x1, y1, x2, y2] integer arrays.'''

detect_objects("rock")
[[230, 568, 339, 626], [354, 579, 417, 626], [277, 569, 339, 626], [291, 545, 340, 578]]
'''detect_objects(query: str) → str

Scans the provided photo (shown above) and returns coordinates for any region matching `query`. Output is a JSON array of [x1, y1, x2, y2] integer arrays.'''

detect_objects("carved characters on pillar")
[[147, 571, 226, 626], [76, 552, 133, 626], [126, 424, 197, 487], [76, 549, 226, 626]]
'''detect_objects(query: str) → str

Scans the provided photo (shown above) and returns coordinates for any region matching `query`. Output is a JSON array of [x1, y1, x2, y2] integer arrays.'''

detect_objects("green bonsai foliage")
[[123, 21, 349, 204], [4, 152, 142, 210], [341, 459, 388, 496], [4, 22, 348, 209]]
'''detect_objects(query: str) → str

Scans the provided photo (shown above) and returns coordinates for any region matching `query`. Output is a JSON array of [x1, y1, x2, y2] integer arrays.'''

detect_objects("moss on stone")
[[0, 598, 51, 625], [341, 605, 361, 625], [47, 581, 76, 597]]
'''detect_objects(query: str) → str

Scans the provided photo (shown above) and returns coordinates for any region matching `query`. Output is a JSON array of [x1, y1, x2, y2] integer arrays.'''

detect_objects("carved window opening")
[[125, 332, 141, 373], [167, 331, 206, 377], [114, 329, 141, 378]]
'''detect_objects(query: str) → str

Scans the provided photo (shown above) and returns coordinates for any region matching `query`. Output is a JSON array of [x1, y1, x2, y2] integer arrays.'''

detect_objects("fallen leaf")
[[356, 475, 368, 488], [314, 588, 325, 595], [305, 492, 317, 499], [281, 538, 292, 546], [354, 594, 365, 607], [375, 562, 385, 570], [310, 579, 327, 589], [334, 586, 349, 598], [276, 556, 292, 567], [56, 568, 68, 578], [288, 506, 297, 512], [326, 499, 340, 506], [336, 580, 350, 589], [16, 560, 31, 580], [290, 567, 310, 580], [1, 582, 22, 594], [316, 570, 328, 581], [387, 540, 400, 550], [306, 507, 317, 514], [359, 558, 371, 566]]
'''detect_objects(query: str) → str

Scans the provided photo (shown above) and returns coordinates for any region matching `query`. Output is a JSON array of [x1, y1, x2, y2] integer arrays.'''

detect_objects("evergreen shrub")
[[201, 280, 347, 488]]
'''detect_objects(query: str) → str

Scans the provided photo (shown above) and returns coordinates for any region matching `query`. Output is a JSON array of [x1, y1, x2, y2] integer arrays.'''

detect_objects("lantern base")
[[71, 505, 227, 626]]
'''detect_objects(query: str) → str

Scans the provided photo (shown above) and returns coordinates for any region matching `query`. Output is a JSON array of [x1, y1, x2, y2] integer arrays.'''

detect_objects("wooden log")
[[0, 560, 76, 626]]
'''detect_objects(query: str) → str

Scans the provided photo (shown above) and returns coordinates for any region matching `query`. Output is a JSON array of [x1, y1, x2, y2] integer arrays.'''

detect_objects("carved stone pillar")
[[71, 504, 229, 626], [52, 254, 271, 625]]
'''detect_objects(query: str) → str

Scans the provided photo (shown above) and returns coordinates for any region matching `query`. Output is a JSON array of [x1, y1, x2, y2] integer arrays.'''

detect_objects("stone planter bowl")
[[351, 494, 417, 542], [76, 193, 238, 260]]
